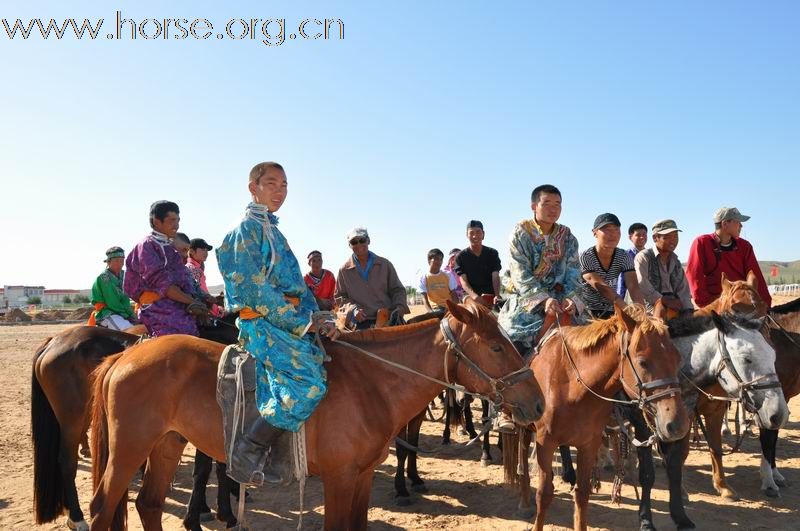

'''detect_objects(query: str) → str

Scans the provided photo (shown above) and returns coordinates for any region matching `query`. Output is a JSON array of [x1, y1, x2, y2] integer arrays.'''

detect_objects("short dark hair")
[[427, 248, 444, 261], [174, 232, 190, 244], [149, 200, 179, 229], [249, 161, 285, 184], [307, 250, 322, 260], [449, 248, 461, 256], [531, 184, 562, 204], [628, 222, 647, 236], [466, 220, 484, 230]]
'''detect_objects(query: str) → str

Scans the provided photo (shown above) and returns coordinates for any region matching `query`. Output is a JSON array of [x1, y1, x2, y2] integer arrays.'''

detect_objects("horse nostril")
[[535, 401, 544, 418], [666, 420, 678, 436], [770, 413, 781, 427]]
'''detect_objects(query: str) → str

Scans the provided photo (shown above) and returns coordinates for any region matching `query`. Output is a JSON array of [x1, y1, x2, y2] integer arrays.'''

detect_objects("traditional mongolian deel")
[[123, 231, 199, 337], [216, 202, 327, 432], [91, 269, 135, 323], [498, 218, 582, 345]]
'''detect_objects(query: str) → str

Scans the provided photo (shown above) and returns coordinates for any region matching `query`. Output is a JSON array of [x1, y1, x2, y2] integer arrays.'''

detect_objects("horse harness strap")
[[440, 317, 533, 407], [715, 329, 781, 412]]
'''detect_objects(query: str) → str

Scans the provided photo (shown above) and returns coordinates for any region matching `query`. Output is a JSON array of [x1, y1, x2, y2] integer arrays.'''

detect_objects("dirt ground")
[[2, 323, 799, 530]]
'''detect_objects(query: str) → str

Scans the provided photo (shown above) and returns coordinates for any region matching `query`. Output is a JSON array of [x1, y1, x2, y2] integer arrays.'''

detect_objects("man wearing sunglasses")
[[335, 227, 409, 329]]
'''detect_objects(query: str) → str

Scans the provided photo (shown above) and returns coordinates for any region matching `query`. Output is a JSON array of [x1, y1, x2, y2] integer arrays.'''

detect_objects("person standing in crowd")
[[419, 248, 459, 314], [304, 250, 337, 311], [617, 222, 647, 300], [454, 220, 502, 307]]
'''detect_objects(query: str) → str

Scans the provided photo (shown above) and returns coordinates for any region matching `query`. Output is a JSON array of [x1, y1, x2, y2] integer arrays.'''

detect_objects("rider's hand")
[[544, 298, 562, 315], [187, 300, 209, 316], [562, 298, 576, 315], [317, 321, 340, 340], [471, 294, 490, 307], [353, 308, 367, 322], [661, 297, 682, 311]]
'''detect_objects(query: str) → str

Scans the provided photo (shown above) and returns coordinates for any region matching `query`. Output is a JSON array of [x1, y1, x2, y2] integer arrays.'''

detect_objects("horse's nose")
[[534, 400, 544, 419], [770, 413, 783, 428], [666, 420, 680, 437]]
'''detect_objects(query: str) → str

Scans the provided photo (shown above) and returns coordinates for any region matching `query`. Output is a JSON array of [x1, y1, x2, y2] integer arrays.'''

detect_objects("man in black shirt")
[[454, 220, 502, 308]]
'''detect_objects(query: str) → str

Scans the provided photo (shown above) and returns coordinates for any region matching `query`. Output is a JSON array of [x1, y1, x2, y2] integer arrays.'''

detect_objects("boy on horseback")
[[90, 246, 138, 330], [216, 161, 339, 485]]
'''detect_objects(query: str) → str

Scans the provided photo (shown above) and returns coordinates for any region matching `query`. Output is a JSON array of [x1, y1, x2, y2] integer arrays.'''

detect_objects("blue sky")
[[1, 1, 798, 290]]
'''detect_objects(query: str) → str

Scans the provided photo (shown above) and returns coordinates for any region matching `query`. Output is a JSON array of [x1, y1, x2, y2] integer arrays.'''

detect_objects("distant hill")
[[759, 260, 800, 285]]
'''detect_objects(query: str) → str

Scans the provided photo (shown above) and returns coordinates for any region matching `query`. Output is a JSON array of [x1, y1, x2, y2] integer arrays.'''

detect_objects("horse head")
[[709, 312, 788, 430], [444, 298, 545, 426], [616, 303, 690, 442], [702, 271, 767, 318]]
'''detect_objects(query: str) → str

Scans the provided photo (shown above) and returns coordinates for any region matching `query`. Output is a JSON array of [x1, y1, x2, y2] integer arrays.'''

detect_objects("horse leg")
[[532, 440, 556, 531], [407, 412, 428, 493], [394, 431, 412, 505], [214, 462, 237, 527], [663, 437, 695, 530], [627, 409, 655, 531], [350, 468, 376, 531], [574, 442, 601, 531], [59, 420, 88, 528], [702, 409, 738, 500], [322, 470, 359, 531], [559, 445, 576, 487], [517, 429, 535, 519], [135, 432, 187, 530], [442, 393, 452, 445], [759, 428, 782, 497], [463, 396, 479, 439], [183, 449, 213, 530]]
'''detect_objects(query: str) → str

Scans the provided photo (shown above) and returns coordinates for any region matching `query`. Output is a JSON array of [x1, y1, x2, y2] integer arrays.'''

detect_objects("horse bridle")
[[617, 331, 682, 411], [440, 316, 534, 408], [714, 329, 782, 413]]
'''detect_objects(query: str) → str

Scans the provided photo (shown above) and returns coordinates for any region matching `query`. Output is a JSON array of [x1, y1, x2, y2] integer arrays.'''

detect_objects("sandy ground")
[[2, 323, 800, 531]]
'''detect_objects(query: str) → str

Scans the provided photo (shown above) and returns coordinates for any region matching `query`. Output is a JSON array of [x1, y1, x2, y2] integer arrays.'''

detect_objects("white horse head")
[[671, 312, 788, 430]]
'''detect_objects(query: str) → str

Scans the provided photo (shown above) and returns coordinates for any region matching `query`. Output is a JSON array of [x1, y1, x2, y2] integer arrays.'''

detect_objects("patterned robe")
[[123, 231, 198, 337], [498, 218, 582, 347], [216, 203, 327, 432]]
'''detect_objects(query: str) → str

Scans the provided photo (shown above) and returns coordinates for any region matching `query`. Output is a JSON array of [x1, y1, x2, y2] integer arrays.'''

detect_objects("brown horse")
[[502, 304, 689, 531], [32, 325, 141, 530], [695, 280, 800, 499], [89, 300, 545, 531]]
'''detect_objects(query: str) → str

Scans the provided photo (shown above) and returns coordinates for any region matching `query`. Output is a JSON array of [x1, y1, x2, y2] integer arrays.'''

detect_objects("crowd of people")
[[86, 162, 772, 486]]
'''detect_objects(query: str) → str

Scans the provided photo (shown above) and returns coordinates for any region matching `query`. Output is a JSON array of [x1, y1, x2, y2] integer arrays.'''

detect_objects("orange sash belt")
[[87, 302, 107, 326], [240, 295, 301, 320], [139, 291, 162, 305]]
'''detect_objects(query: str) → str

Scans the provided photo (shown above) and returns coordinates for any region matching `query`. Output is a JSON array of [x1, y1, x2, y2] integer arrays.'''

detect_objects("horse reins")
[[713, 329, 782, 413], [332, 315, 533, 408]]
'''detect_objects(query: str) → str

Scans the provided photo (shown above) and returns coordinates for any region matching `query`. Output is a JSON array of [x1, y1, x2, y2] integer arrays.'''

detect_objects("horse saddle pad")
[[216, 343, 293, 484]]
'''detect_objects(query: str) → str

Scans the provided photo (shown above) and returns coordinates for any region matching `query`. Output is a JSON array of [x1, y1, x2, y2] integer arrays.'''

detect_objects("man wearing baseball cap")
[[634, 220, 693, 315], [335, 227, 409, 328], [90, 246, 139, 330], [685, 207, 771, 308]]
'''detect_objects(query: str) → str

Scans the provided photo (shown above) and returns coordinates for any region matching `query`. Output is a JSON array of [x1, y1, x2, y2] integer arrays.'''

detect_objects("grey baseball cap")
[[713, 207, 750, 223], [346, 226, 369, 242], [651, 219, 682, 235]]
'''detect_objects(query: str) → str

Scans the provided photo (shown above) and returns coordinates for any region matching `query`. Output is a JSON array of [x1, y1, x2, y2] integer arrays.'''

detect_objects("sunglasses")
[[349, 237, 367, 245]]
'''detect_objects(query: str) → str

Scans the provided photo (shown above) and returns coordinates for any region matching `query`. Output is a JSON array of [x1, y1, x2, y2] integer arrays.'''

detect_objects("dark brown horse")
[[502, 304, 689, 531], [89, 300, 545, 530], [32, 326, 141, 531], [31, 317, 241, 531]]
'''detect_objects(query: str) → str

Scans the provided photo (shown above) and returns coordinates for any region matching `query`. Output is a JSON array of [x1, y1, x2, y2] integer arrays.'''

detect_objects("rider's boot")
[[227, 416, 286, 486]]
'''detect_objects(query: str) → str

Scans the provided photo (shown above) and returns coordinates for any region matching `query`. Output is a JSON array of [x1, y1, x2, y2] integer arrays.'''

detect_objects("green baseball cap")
[[651, 219, 681, 235], [713, 207, 750, 223]]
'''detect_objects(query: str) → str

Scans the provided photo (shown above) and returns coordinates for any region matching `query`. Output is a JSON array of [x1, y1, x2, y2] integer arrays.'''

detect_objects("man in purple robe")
[[123, 200, 206, 337]]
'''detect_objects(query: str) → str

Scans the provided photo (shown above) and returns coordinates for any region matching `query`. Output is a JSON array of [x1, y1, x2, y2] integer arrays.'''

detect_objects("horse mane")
[[771, 296, 800, 315], [339, 318, 439, 343], [565, 304, 667, 351], [668, 311, 763, 338]]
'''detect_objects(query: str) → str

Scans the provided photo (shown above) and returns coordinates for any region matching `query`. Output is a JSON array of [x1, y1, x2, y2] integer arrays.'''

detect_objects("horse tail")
[[90, 353, 127, 531], [446, 389, 463, 429], [31, 337, 66, 524], [501, 432, 521, 487]]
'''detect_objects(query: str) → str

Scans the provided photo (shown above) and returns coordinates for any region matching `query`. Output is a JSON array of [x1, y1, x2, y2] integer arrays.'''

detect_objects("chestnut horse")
[[89, 300, 545, 530], [502, 304, 689, 531]]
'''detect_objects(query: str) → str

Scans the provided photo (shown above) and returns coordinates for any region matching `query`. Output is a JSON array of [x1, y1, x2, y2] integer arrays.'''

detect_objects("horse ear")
[[614, 302, 637, 334], [746, 270, 758, 289], [721, 272, 731, 292], [653, 299, 666, 321], [446, 299, 474, 325]]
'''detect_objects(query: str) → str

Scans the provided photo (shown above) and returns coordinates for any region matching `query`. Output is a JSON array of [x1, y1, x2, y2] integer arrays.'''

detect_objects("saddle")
[[216, 344, 295, 486]]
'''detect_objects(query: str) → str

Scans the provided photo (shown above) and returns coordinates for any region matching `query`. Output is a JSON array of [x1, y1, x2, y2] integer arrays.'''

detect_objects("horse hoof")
[[199, 511, 215, 522], [67, 518, 89, 531], [441, 439, 451, 446], [775, 477, 787, 488], [639, 522, 656, 531], [79, 448, 91, 458], [764, 486, 781, 498], [676, 519, 696, 530], [216, 512, 237, 526], [481, 459, 491, 467], [719, 488, 739, 501], [411, 483, 429, 493], [395, 496, 412, 507], [515, 506, 536, 520]]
